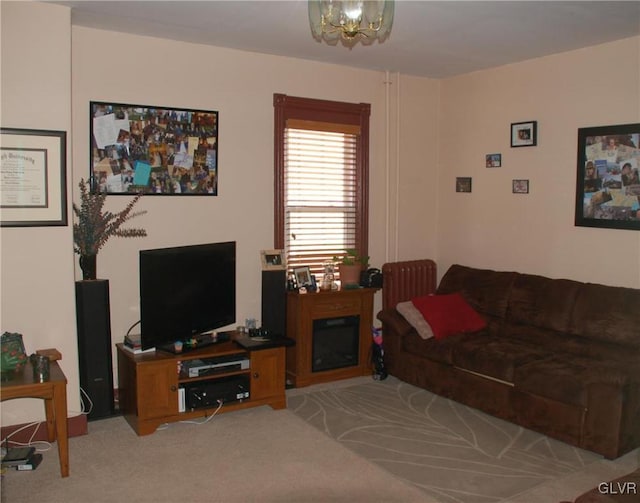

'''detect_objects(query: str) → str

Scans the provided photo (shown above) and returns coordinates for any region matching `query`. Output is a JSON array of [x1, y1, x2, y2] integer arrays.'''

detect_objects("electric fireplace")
[[312, 316, 359, 372], [285, 287, 377, 387]]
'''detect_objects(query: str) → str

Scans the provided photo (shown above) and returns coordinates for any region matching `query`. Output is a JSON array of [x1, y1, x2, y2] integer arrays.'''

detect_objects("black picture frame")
[[575, 123, 640, 230], [90, 101, 218, 195], [511, 121, 537, 147], [293, 266, 312, 288], [456, 177, 472, 193], [0, 128, 67, 227], [486, 153, 501, 168]]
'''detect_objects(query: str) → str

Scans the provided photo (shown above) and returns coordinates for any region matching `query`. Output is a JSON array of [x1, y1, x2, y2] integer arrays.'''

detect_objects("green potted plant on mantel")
[[73, 179, 147, 280], [333, 249, 369, 288]]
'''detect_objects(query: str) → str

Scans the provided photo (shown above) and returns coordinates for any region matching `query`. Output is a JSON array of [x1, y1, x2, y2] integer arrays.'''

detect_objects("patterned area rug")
[[288, 376, 601, 503]]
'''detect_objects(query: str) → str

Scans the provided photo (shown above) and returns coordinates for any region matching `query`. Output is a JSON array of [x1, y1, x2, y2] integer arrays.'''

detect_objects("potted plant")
[[72, 179, 147, 280], [333, 249, 369, 288]]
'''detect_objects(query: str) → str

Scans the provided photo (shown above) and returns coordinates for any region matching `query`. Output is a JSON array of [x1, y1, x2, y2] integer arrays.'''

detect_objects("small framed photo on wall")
[[513, 179, 530, 194], [456, 177, 472, 193], [511, 121, 537, 147], [486, 153, 501, 168]]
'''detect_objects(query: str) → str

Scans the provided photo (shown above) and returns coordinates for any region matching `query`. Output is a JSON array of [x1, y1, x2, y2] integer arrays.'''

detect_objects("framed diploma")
[[1, 128, 67, 227]]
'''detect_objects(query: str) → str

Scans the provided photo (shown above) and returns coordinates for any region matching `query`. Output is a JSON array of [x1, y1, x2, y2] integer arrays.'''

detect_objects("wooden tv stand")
[[116, 334, 288, 436]]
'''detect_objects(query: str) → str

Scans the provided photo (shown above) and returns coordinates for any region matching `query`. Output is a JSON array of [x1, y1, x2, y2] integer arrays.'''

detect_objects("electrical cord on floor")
[[1, 421, 52, 455], [178, 400, 224, 426]]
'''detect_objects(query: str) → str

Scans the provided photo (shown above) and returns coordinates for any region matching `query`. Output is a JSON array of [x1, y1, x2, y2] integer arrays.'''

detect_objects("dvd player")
[[183, 375, 250, 410], [184, 355, 250, 378]]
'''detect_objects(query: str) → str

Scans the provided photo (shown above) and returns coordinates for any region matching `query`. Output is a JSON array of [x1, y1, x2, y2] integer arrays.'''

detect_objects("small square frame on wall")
[[260, 249, 286, 270], [511, 121, 537, 147], [512, 179, 529, 194], [486, 153, 501, 168], [456, 177, 472, 193], [575, 122, 640, 231]]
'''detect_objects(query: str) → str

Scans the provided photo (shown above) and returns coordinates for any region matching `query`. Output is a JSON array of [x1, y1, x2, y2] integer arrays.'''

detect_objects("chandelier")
[[308, 0, 394, 46]]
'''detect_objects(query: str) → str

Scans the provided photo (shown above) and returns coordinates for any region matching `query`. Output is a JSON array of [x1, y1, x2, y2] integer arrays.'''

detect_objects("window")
[[274, 94, 370, 280]]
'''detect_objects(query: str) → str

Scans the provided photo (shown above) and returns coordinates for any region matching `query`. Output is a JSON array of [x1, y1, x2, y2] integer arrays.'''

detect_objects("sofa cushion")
[[570, 283, 640, 349], [514, 356, 633, 407], [402, 331, 471, 365], [396, 301, 434, 339], [506, 274, 581, 333], [437, 264, 517, 319], [451, 335, 548, 382], [411, 293, 487, 339], [505, 321, 640, 365]]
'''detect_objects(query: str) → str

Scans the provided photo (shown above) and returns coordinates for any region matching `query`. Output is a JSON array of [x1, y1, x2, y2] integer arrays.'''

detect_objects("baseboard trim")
[[1, 413, 88, 445]]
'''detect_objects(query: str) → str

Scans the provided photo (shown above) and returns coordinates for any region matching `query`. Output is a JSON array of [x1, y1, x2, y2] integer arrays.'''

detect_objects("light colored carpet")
[[0, 404, 430, 503], [288, 376, 640, 503], [2, 377, 638, 503]]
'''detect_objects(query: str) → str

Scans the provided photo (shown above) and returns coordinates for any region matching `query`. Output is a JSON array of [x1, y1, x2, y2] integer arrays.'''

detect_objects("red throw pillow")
[[411, 293, 486, 340]]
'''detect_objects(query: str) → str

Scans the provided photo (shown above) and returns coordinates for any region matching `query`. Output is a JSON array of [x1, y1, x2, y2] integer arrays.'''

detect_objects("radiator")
[[381, 259, 437, 309]]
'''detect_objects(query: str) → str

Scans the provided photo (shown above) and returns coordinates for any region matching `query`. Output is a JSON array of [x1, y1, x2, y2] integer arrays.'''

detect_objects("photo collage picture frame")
[[90, 101, 218, 195]]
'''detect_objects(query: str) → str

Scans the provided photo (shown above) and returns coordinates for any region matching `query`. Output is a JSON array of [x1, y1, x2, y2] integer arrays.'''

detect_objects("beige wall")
[[70, 27, 438, 391], [386, 74, 441, 263], [437, 37, 640, 288], [0, 2, 80, 424], [2, 3, 439, 427]]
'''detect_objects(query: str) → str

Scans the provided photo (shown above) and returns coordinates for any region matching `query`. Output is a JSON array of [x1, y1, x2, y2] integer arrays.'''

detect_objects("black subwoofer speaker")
[[75, 280, 115, 420], [261, 270, 287, 336]]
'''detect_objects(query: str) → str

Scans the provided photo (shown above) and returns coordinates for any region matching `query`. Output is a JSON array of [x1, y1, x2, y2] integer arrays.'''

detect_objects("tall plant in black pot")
[[72, 179, 147, 280]]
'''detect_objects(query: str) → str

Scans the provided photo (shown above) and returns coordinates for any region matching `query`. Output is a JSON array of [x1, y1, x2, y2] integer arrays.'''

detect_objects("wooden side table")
[[1, 358, 69, 477]]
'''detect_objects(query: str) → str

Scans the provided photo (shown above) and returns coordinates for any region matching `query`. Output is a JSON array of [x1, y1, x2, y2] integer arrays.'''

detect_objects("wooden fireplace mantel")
[[285, 287, 378, 388]]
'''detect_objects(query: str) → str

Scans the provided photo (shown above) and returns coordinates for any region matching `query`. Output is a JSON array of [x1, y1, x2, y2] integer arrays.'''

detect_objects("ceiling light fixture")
[[309, 0, 394, 46]]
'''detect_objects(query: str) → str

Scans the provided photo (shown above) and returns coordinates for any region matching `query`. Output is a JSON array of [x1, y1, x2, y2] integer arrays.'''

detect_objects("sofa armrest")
[[377, 308, 414, 338]]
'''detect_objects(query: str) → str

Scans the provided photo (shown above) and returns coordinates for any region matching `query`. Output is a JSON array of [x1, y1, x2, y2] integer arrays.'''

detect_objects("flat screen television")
[[139, 241, 236, 352]]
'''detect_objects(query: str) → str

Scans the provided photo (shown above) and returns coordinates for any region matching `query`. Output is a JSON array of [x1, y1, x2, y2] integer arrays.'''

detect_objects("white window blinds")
[[284, 123, 359, 278]]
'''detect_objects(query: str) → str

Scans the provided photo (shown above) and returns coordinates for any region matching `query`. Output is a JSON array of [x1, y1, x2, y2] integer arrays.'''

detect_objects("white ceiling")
[[53, 1, 640, 78]]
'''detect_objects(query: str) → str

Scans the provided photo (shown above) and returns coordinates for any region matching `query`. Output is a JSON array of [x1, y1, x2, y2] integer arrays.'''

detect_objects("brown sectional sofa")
[[377, 260, 640, 459]]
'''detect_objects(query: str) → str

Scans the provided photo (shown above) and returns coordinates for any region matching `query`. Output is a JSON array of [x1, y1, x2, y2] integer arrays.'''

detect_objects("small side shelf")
[[116, 334, 288, 436]]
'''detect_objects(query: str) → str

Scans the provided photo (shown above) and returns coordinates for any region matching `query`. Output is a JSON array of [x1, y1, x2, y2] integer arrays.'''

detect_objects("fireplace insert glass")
[[312, 316, 359, 372]]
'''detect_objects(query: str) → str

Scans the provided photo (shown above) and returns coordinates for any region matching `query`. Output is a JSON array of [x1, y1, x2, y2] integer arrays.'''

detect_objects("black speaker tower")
[[75, 280, 115, 420], [261, 270, 287, 337]]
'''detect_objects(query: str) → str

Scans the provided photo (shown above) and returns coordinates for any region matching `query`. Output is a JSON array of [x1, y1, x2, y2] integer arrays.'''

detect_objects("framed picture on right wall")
[[575, 122, 640, 231], [511, 121, 537, 147], [513, 179, 529, 194]]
